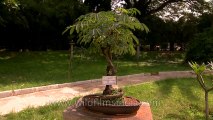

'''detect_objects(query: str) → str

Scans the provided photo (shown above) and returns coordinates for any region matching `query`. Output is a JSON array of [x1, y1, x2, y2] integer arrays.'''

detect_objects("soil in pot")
[[82, 95, 141, 115]]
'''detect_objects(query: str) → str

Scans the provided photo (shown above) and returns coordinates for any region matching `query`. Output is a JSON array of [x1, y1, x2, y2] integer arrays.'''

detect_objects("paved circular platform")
[[63, 99, 153, 120]]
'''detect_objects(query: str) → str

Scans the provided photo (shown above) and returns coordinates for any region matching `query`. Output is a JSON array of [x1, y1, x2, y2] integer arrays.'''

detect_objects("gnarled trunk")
[[101, 47, 116, 95]]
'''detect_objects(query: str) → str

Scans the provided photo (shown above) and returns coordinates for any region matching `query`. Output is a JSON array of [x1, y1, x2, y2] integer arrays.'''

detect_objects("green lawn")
[[2, 78, 213, 120], [124, 78, 213, 120], [0, 50, 189, 91]]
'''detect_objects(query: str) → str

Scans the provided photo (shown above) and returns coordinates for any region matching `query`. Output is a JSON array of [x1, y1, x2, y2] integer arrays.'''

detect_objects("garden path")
[[0, 71, 195, 115]]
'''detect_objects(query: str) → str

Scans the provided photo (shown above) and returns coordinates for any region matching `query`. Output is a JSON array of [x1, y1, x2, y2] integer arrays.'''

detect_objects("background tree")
[[124, 0, 209, 18], [177, 14, 199, 50], [185, 12, 213, 62], [185, 27, 213, 62], [1, 0, 212, 51], [84, 0, 111, 12], [142, 14, 199, 51], [83, 0, 210, 17], [63, 8, 149, 95], [142, 16, 166, 51], [0, 0, 87, 50]]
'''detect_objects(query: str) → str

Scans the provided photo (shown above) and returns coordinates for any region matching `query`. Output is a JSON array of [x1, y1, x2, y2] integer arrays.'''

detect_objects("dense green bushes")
[[184, 13, 213, 63], [185, 28, 213, 63]]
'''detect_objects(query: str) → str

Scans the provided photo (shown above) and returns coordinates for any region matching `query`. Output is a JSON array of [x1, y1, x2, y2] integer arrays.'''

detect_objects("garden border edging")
[[0, 70, 199, 99]]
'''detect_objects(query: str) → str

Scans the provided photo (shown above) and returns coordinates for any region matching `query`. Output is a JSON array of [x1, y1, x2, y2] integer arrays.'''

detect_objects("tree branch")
[[145, 0, 152, 6], [147, 0, 182, 15], [197, 74, 207, 91]]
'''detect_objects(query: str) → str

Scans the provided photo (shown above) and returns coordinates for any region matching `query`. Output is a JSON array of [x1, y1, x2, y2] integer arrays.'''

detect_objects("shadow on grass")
[[154, 78, 200, 101], [154, 78, 213, 120], [0, 51, 106, 91], [165, 102, 207, 119]]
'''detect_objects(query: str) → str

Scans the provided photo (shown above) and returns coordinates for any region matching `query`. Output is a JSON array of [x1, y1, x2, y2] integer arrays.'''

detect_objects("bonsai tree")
[[189, 62, 213, 120], [63, 8, 149, 95]]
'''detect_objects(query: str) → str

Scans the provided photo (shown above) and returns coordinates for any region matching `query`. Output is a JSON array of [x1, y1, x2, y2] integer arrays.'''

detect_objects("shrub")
[[185, 28, 213, 63]]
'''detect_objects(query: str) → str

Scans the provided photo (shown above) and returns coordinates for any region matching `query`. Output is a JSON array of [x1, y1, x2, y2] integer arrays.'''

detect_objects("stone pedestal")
[[63, 100, 153, 120]]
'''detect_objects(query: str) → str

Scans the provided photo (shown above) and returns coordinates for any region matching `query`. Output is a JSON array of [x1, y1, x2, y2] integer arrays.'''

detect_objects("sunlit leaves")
[[2, 0, 20, 10], [188, 61, 213, 91], [207, 61, 213, 70], [189, 62, 206, 74]]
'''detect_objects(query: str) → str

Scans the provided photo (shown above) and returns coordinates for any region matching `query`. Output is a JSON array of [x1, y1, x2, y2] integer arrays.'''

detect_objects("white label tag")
[[102, 76, 117, 85]]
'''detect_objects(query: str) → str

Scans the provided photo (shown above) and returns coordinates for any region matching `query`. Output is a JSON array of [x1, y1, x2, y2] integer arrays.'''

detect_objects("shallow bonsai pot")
[[82, 95, 141, 115]]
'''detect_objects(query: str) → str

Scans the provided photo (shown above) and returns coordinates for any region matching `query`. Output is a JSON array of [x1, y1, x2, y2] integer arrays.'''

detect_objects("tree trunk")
[[103, 85, 113, 95], [205, 91, 209, 120], [170, 42, 175, 51], [136, 45, 140, 59], [150, 44, 155, 51], [102, 47, 116, 95], [136, 45, 140, 66]]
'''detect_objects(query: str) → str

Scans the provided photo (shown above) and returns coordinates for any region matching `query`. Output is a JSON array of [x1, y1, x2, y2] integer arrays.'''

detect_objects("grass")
[[2, 78, 213, 120], [124, 78, 213, 120], [0, 50, 189, 91], [1, 97, 79, 120]]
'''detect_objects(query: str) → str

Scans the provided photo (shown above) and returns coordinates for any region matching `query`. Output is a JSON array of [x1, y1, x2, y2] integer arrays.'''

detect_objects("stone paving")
[[0, 71, 195, 115]]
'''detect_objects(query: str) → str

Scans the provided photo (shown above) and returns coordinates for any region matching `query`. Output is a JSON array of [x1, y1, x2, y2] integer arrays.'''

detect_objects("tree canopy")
[[64, 8, 149, 56], [0, 0, 87, 50], [83, 0, 212, 18]]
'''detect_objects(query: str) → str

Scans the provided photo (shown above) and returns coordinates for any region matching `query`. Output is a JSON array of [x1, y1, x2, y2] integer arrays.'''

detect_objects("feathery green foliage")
[[63, 8, 149, 56]]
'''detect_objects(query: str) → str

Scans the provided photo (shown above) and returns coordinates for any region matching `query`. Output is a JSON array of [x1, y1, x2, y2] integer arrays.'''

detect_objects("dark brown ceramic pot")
[[82, 94, 141, 115]]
